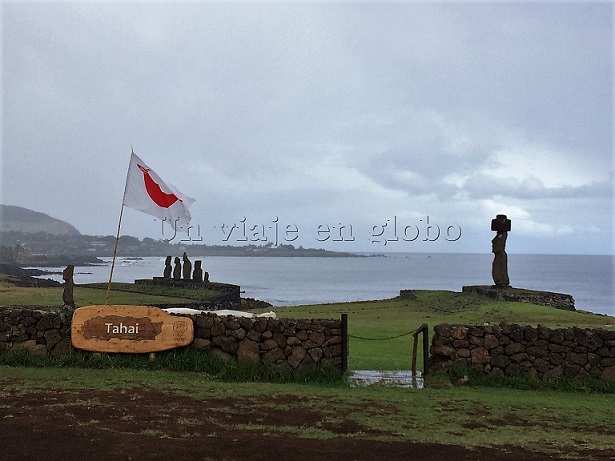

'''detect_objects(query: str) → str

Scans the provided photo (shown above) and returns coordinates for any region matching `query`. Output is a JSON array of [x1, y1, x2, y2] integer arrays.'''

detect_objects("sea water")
[[31, 253, 614, 317]]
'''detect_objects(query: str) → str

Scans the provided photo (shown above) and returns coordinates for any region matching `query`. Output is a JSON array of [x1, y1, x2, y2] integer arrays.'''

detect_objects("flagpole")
[[104, 203, 125, 305], [105, 149, 134, 305]]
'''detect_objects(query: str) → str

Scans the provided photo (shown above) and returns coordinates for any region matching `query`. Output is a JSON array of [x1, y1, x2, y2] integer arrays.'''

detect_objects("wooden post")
[[341, 313, 348, 373], [411, 332, 419, 375], [422, 323, 430, 376]]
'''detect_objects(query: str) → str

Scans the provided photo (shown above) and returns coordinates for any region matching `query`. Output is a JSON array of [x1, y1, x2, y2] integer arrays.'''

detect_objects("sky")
[[1, 1, 613, 255]]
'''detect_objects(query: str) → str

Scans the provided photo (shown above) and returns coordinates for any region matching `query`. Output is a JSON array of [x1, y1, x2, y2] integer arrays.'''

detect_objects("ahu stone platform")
[[133, 278, 241, 310], [462, 285, 575, 311]]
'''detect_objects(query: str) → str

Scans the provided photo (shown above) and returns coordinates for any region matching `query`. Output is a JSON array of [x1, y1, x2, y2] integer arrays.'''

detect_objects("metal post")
[[341, 313, 348, 373]]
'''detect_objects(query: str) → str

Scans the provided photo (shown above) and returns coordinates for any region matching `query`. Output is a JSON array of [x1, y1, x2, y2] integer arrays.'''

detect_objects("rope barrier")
[[349, 328, 422, 341]]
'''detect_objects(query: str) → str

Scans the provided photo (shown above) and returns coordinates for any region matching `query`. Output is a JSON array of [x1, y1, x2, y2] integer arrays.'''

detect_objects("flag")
[[122, 152, 196, 233]]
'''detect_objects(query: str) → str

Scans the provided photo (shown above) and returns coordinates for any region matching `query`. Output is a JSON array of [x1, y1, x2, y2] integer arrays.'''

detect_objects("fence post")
[[422, 323, 430, 376], [411, 331, 419, 375], [341, 313, 348, 373]]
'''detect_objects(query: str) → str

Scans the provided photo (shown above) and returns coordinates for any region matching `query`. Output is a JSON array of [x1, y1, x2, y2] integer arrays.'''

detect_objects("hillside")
[[0, 205, 80, 236], [0, 206, 363, 264]]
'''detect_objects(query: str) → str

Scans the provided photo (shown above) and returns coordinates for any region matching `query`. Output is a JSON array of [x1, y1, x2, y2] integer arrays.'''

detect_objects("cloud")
[[2, 2, 612, 254]]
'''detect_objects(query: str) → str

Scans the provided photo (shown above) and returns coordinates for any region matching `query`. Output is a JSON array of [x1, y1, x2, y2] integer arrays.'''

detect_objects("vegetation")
[[2, 279, 613, 370], [0, 348, 344, 386], [2, 282, 615, 458], [1, 365, 615, 458], [0, 231, 361, 265], [0, 275, 200, 308], [265, 291, 615, 370]]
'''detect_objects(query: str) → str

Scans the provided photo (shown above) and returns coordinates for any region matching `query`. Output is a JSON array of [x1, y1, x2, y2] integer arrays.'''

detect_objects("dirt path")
[[1, 387, 611, 461]]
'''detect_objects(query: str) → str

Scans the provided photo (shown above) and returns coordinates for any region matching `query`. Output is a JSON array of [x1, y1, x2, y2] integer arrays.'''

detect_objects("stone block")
[[288, 346, 307, 368], [262, 347, 285, 364], [13, 340, 46, 356], [484, 334, 499, 349], [237, 339, 260, 364], [600, 366, 615, 381], [192, 338, 212, 350], [470, 347, 490, 364]]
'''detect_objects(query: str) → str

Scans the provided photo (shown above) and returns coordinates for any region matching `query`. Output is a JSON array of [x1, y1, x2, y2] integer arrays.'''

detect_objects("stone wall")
[[188, 313, 343, 371], [431, 323, 615, 381], [0, 308, 344, 371], [0, 308, 73, 357], [461, 286, 575, 311]]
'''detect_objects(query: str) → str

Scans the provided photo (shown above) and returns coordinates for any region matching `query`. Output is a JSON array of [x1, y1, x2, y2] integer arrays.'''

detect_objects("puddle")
[[349, 370, 424, 389]]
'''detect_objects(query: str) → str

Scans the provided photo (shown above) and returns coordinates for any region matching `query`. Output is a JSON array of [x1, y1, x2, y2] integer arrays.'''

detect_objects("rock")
[[288, 347, 307, 368], [308, 331, 326, 346], [44, 329, 63, 349], [237, 339, 260, 364], [51, 338, 72, 358], [262, 347, 285, 364], [192, 338, 212, 350], [13, 340, 46, 356], [600, 366, 615, 381], [471, 347, 490, 364]]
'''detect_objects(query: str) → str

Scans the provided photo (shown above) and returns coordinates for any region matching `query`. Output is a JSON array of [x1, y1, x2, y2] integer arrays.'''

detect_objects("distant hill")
[[0, 205, 80, 236]]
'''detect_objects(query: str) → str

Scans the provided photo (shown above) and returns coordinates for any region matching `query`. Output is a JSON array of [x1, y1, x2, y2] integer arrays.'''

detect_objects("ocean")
[[32, 253, 614, 317]]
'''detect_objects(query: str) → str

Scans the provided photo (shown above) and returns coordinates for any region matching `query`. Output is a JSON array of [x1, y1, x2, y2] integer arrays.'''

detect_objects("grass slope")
[[265, 291, 614, 370]]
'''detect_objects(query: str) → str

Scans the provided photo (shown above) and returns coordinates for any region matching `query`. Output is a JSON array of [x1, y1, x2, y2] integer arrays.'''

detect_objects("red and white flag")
[[122, 152, 195, 232]]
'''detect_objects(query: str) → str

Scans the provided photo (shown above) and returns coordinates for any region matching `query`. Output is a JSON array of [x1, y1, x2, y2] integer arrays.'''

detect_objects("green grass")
[[2, 282, 613, 372], [0, 347, 346, 386], [2, 283, 615, 458], [0, 278, 216, 308], [1, 366, 614, 457], [264, 291, 615, 370]]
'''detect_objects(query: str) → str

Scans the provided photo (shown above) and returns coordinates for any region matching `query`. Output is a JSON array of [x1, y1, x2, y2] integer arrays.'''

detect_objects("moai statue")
[[193, 260, 203, 282], [163, 256, 172, 279], [182, 252, 192, 280], [204, 271, 210, 283], [491, 214, 511, 288], [173, 256, 182, 281], [62, 265, 75, 308]]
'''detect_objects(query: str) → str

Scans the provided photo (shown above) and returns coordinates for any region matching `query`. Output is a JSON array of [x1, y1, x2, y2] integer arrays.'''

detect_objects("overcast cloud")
[[1, 1, 613, 255]]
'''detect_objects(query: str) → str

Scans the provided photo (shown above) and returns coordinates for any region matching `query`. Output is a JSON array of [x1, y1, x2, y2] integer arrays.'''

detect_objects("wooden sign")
[[71, 305, 194, 353]]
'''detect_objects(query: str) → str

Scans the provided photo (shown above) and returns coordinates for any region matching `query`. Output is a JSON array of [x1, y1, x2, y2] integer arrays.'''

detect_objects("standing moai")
[[491, 214, 511, 288], [193, 260, 203, 282], [163, 256, 172, 279], [173, 256, 182, 281], [182, 252, 192, 280], [62, 264, 75, 308]]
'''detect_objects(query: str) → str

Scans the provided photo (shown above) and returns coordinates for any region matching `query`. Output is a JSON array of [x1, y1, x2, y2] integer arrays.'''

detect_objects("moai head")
[[491, 214, 511, 233]]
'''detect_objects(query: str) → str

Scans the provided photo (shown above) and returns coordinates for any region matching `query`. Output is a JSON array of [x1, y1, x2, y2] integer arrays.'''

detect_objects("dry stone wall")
[[0, 308, 72, 357], [0, 308, 344, 371], [189, 313, 343, 371], [431, 323, 615, 381]]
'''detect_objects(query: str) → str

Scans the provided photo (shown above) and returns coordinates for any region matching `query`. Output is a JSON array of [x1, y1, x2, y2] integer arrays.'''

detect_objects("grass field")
[[1, 278, 615, 459], [1, 277, 613, 371], [1, 365, 614, 459], [0, 276, 217, 307], [264, 291, 614, 370]]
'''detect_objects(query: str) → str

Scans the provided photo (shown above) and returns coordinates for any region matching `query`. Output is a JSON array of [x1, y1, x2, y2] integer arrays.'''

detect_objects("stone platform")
[[133, 278, 241, 310], [462, 285, 575, 311], [135, 277, 240, 294]]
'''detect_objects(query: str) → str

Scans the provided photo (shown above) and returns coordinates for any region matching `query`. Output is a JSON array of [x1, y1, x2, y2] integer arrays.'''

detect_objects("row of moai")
[[163, 252, 209, 283]]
